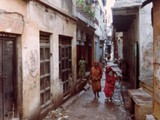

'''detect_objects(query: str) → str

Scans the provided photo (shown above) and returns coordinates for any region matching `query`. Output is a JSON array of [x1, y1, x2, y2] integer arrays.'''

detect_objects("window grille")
[[40, 32, 51, 108], [59, 36, 72, 97]]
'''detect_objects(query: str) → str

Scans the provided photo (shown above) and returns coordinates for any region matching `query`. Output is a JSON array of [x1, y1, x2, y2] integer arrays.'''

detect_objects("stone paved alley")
[[44, 71, 132, 120]]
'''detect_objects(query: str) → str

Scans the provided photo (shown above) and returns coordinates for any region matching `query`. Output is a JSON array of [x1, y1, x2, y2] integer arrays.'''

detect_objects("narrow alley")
[[0, 0, 160, 120], [44, 70, 132, 120]]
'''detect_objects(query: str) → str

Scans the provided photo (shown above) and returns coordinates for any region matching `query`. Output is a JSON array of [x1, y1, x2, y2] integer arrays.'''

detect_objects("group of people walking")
[[78, 55, 117, 101], [89, 62, 117, 101]]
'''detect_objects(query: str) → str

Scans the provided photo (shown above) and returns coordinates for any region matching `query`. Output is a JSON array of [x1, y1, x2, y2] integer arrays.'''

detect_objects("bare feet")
[[105, 97, 111, 102]]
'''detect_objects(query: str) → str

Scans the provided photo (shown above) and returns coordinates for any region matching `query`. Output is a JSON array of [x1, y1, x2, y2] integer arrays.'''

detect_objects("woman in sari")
[[90, 62, 102, 99], [104, 66, 117, 101], [78, 55, 87, 80]]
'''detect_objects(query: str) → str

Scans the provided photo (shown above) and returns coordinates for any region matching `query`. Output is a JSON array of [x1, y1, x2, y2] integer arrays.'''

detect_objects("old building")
[[152, 0, 160, 119], [76, 0, 95, 91], [112, 0, 154, 119], [94, 0, 107, 65], [137, 0, 160, 119], [76, 0, 108, 90], [0, 0, 77, 120], [112, 0, 153, 89]]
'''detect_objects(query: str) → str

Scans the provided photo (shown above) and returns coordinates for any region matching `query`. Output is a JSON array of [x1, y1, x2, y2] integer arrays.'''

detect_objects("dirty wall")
[[0, 0, 27, 119], [23, 1, 77, 119], [0, 0, 77, 119], [123, 13, 139, 88], [153, 0, 160, 119], [139, 3, 153, 87], [39, 0, 75, 15]]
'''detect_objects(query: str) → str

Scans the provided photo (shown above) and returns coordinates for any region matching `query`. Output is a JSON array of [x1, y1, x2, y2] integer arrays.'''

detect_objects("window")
[[59, 36, 72, 98], [40, 32, 51, 108]]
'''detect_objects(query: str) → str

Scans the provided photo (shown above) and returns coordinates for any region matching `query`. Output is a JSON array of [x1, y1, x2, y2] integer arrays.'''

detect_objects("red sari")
[[104, 66, 116, 98]]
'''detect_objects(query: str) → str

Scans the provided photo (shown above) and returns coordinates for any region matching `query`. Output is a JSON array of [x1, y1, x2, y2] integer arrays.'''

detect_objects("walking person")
[[78, 55, 87, 80], [104, 66, 117, 101], [90, 62, 103, 99]]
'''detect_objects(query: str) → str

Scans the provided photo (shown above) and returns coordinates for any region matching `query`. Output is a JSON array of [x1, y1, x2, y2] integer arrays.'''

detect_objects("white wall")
[[139, 3, 153, 80]]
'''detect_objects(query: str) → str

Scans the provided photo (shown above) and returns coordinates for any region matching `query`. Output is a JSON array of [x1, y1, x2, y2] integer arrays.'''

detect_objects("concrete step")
[[146, 115, 156, 120], [128, 88, 153, 120]]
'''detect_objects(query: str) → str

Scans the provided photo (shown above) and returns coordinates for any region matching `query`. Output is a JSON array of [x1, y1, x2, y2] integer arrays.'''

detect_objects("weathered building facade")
[[152, 0, 160, 119], [76, 0, 107, 71], [0, 0, 77, 120], [76, 0, 95, 91], [141, 0, 160, 119], [112, 0, 153, 90], [94, 0, 107, 65], [112, 0, 154, 119]]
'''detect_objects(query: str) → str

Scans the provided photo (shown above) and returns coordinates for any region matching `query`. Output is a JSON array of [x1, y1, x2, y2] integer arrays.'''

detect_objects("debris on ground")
[[43, 106, 68, 120]]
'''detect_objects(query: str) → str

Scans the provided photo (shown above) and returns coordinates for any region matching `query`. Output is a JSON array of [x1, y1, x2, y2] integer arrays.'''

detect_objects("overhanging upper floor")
[[112, 4, 140, 32]]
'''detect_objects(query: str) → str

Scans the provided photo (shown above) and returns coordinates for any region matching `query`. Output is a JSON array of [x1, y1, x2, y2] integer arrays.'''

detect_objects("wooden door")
[[0, 34, 16, 120]]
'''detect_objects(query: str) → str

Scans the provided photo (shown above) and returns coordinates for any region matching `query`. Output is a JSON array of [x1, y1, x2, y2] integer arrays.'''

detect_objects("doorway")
[[0, 33, 17, 120]]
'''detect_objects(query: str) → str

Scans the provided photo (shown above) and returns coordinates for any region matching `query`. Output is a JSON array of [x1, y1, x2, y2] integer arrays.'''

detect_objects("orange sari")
[[90, 66, 102, 92]]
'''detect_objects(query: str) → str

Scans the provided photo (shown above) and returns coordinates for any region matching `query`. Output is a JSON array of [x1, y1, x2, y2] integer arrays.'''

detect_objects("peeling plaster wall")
[[0, 0, 76, 119], [0, 0, 26, 34], [39, 0, 75, 16], [0, 0, 27, 15], [139, 3, 153, 81], [22, 1, 77, 119], [0, 0, 27, 119], [153, 0, 160, 119]]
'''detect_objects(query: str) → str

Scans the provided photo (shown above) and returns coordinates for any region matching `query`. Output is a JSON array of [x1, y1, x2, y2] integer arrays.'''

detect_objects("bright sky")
[[106, 0, 115, 9], [97, 0, 116, 27], [98, 0, 115, 12], [106, 0, 115, 26]]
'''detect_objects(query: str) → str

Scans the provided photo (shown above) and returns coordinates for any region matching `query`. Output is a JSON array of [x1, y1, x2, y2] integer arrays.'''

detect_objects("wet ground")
[[44, 72, 132, 120]]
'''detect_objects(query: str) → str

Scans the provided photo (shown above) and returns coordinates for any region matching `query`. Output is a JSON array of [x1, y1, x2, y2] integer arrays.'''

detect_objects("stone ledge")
[[128, 88, 152, 107], [128, 88, 153, 120], [146, 115, 156, 120]]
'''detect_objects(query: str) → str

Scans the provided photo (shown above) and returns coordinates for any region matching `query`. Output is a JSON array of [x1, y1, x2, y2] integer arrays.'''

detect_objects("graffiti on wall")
[[26, 49, 39, 78]]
